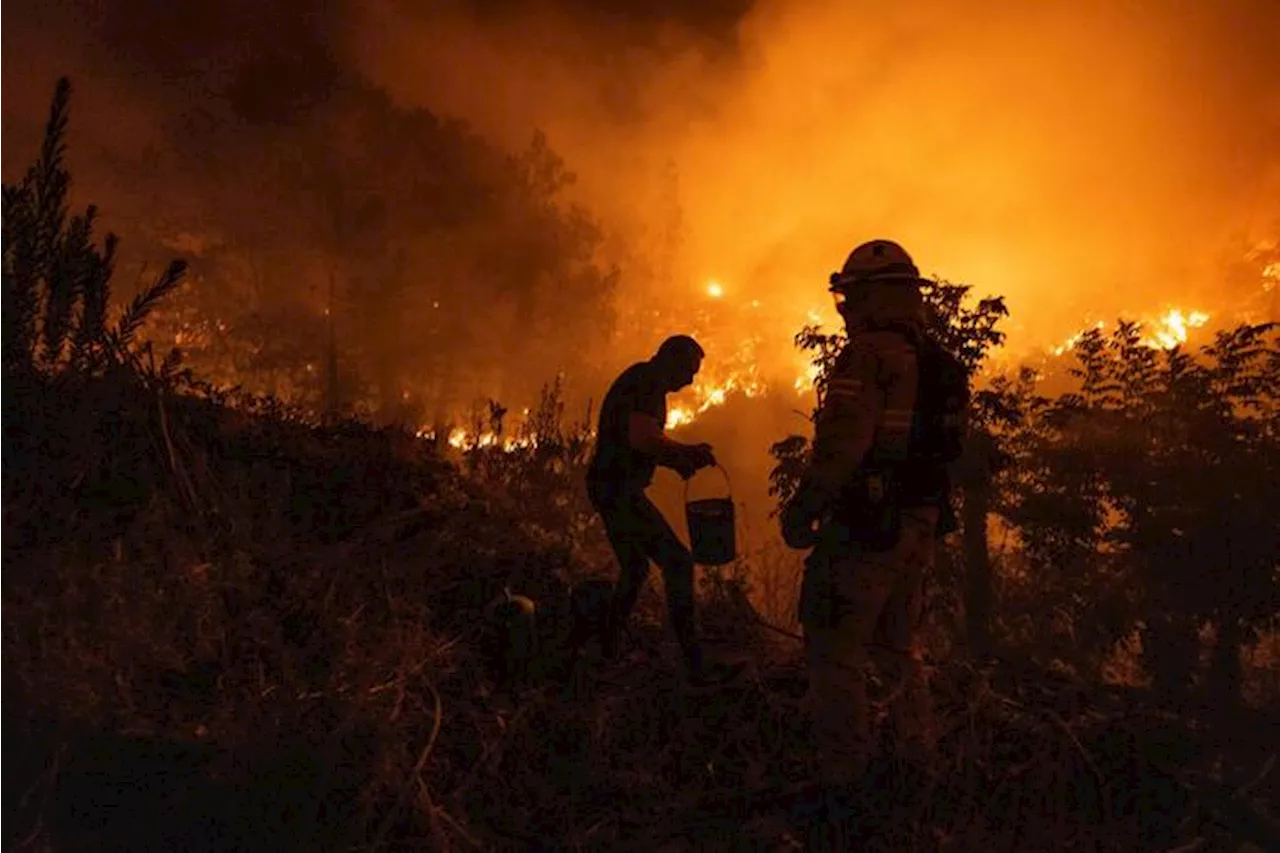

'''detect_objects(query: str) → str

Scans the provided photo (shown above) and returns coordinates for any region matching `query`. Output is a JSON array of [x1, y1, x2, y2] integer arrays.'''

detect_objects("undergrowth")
[[6, 366, 1278, 852]]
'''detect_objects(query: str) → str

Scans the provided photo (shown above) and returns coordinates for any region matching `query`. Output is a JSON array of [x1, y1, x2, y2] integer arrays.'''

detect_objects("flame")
[[413, 259, 1233, 450], [793, 361, 822, 394], [1263, 262, 1278, 293], [1143, 308, 1210, 349], [666, 407, 695, 429], [655, 277, 835, 428], [664, 371, 768, 429], [1049, 308, 1211, 355], [1051, 321, 1107, 356], [413, 425, 536, 453]]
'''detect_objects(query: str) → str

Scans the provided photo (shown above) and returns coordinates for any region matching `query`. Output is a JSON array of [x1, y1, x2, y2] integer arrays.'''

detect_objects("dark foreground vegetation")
[[5, 80, 1279, 852]]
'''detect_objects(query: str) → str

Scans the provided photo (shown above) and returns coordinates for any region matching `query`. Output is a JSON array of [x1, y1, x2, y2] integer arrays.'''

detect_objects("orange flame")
[[1050, 307, 1211, 356], [666, 371, 768, 429], [1263, 263, 1278, 293]]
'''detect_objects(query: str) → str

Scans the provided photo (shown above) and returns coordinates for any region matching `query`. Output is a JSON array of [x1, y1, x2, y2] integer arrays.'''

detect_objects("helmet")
[[829, 239, 922, 291]]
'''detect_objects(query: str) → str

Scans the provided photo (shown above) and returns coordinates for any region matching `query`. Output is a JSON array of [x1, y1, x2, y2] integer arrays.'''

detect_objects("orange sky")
[[351, 0, 1280, 361]]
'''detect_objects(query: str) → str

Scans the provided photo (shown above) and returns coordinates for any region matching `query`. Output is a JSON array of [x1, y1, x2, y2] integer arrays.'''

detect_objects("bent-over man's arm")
[[628, 412, 706, 470]]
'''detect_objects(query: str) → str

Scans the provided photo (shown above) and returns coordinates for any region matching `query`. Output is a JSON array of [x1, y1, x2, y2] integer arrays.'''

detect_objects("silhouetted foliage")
[[2, 78, 187, 381], [456, 377, 605, 568], [142, 82, 618, 425], [998, 321, 1280, 702]]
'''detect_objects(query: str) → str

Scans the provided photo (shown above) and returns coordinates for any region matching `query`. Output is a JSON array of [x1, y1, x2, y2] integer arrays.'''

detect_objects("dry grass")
[[4, 373, 1278, 853]]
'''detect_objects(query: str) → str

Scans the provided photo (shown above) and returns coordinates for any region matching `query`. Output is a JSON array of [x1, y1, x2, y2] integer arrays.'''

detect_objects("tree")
[[141, 81, 618, 426], [3, 78, 185, 381], [1000, 321, 1280, 703]]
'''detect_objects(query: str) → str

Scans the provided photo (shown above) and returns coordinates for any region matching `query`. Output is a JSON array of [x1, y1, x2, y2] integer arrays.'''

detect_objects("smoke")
[[1, 0, 345, 244], [351, 0, 1280, 352], [4, 0, 1278, 397]]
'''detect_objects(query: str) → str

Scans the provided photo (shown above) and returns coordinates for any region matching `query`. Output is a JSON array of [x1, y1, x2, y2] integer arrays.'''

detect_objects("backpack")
[[828, 332, 969, 550], [910, 336, 970, 465]]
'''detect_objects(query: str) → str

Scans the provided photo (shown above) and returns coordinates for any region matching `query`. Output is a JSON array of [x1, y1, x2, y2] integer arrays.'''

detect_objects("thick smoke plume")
[[355, 0, 1280, 346]]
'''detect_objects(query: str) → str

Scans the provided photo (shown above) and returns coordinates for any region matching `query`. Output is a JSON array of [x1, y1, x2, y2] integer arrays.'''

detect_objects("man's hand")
[[672, 456, 698, 480], [672, 444, 715, 480], [687, 443, 717, 471]]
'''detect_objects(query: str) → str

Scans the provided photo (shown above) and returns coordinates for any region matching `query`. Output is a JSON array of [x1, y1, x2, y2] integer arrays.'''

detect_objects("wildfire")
[[661, 282, 840, 427], [420, 256, 1231, 451], [1051, 321, 1107, 357], [793, 361, 822, 393], [413, 426, 535, 452], [1050, 308, 1211, 356], [666, 407, 695, 429], [665, 371, 768, 430], [1144, 308, 1211, 349]]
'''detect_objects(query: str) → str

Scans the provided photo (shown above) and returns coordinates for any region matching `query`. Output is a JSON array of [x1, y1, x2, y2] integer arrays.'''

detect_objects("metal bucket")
[[685, 466, 736, 566]]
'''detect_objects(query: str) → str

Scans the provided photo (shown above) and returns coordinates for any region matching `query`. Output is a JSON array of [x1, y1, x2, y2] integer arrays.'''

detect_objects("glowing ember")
[[706, 280, 725, 299]]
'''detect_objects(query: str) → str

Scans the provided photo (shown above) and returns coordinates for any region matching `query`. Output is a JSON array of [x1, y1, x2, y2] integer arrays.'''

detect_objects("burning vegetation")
[[4, 26, 1280, 852]]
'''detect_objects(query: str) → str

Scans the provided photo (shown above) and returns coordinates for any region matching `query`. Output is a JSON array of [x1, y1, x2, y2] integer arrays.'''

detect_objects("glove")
[[781, 498, 820, 549]]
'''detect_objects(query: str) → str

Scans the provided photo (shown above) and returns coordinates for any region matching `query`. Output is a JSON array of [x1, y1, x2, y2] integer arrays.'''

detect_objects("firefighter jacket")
[[799, 327, 920, 514]]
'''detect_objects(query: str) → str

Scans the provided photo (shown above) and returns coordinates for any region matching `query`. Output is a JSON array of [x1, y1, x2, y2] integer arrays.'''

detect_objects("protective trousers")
[[800, 506, 939, 784]]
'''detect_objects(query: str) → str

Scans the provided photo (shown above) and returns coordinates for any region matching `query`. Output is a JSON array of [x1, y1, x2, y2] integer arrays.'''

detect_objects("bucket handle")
[[683, 464, 732, 503]]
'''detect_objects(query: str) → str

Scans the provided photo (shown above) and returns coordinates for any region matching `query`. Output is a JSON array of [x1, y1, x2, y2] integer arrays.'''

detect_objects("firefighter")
[[782, 239, 967, 793], [586, 335, 743, 686]]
